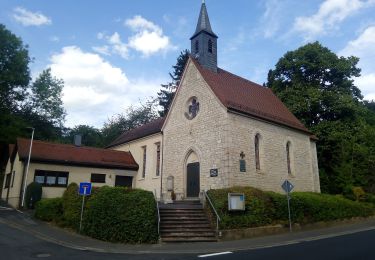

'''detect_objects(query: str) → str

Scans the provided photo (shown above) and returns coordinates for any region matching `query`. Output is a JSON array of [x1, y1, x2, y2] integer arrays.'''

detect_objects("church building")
[[107, 1, 320, 201]]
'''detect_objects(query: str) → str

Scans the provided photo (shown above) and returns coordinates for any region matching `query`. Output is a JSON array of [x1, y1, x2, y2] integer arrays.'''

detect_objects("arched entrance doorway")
[[185, 151, 200, 198]]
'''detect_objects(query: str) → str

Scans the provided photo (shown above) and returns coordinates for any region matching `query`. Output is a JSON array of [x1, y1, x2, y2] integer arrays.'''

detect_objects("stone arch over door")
[[184, 148, 201, 198]]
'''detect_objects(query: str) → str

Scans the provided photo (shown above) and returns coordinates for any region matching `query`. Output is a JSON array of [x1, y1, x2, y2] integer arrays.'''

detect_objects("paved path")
[[0, 205, 374, 255]]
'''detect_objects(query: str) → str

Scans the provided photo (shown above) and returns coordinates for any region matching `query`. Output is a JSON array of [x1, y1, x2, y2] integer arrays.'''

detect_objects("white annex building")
[[107, 1, 321, 201]]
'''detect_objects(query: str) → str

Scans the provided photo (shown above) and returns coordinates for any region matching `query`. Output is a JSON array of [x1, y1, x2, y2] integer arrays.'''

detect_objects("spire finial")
[[202, 0, 205, 4]]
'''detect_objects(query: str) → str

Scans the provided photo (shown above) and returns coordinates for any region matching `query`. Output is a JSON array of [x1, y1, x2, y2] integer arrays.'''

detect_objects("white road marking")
[[198, 251, 232, 258]]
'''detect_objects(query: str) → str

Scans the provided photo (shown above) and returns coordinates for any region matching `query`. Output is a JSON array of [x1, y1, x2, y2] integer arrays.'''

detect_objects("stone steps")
[[159, 200, 217, 243]]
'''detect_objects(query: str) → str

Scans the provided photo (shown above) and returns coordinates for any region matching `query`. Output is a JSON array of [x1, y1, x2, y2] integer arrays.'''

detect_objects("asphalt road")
[[1, 218, 375, 260]]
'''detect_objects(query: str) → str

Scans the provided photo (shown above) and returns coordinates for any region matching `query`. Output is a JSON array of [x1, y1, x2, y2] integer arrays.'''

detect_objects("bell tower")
[[190, 0, 218, 72]]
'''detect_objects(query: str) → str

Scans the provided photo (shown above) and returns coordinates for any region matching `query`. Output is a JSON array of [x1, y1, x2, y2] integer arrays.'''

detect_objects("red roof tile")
[[107, 117, 165, 148], [16, 138, 138, 170], [190, 58, 311, 134]]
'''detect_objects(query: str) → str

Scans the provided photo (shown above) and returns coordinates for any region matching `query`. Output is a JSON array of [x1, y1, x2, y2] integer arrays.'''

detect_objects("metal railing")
[[203, 190, 221, 237], [154, 189, 160, 237]]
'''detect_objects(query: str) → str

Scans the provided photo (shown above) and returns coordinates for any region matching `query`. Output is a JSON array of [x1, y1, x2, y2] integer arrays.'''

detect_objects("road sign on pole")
[[79, 182, 92, 233], [282, 180, 294, 193], [281, 180, 294, 232], [79, 182, 92, 195]]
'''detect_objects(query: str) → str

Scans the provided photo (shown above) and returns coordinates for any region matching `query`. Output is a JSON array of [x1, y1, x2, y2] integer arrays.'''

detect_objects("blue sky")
[[1, 0, 375, 128]]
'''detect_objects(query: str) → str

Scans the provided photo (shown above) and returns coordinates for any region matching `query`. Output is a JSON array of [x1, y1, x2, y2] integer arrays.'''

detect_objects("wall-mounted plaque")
[[239, 159, 246, 172], [210, 168, 218, 177]]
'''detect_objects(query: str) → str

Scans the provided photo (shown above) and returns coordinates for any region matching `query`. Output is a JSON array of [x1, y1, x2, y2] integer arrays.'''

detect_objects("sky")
[[1, 0, 375, 128]]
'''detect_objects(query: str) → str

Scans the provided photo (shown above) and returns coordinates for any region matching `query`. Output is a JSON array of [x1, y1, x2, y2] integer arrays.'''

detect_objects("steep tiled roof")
[[190, 58, 311, 134], [16, 138, 138, 170], [107, 117, 165, 148], [190, 1, 217, 39]]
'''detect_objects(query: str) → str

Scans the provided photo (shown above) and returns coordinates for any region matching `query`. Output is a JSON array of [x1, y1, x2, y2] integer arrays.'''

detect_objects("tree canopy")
[[101, 100, 159, 146], [267, 41, 375, 194], [0, 24, 31, 113], [157, 49, 189, 117]]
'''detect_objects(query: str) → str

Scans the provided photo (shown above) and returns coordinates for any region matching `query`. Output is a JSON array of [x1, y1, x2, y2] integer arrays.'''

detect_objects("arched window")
[[195, 40, 199, 53], [286, 142, 291, 174], [208, 39, 213, 53], [255, 134, 260, 170]]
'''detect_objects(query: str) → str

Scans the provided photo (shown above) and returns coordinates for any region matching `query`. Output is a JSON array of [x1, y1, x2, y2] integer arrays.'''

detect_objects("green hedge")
[[267, 192, 375, 224], [207, 187, 276, 229], [82, 187, 158, 243], [34, 198, 63, 222], [34, 183, 158, 243], [61, 183, 84, 230], [207, 187, 375, 230]]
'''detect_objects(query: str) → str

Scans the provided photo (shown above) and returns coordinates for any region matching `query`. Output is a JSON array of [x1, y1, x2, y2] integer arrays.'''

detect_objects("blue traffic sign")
[[281, 180, 294, 193], [79, 182, 92, 195]]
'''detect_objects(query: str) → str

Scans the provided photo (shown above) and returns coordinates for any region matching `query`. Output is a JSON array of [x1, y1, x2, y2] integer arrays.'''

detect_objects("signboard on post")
[[282, 180, 294, 194], [78, 182, 92, 233], [281, 179, 294, 232], [228, 193, 245, 211], [79, 182, 92, 196]]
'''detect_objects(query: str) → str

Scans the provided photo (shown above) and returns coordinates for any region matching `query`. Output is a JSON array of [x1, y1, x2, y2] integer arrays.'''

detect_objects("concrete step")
[[161, 220, 210, 224], [161, 237, 217, 243], [162, 232, 216, 237], [161, 216, 208, 221], [161, 228, 214, 233], [160, 223, 212, 229]]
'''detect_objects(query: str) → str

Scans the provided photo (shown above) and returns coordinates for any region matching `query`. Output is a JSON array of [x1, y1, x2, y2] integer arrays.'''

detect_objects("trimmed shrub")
[[25, 182, 42, 209], [61, 183, 82, 230], [207, 187, 276, 229], [208, 187, 375, 230], [365, 193, 375, 205], [35, 198, 63, 222], [82, 187, 158, 243]]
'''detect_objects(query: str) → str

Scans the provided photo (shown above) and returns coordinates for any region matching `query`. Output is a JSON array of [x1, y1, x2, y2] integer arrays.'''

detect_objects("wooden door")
[[186, 162, 200, 197]]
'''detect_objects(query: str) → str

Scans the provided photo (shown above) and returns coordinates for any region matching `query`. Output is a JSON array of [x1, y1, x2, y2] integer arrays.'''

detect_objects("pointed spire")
[[191, 0, 217, 39]]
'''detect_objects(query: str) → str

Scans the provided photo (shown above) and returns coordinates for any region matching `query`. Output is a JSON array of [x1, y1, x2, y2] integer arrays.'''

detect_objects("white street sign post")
[[281, 180, 294, 232], [79, 182, 92, 234]]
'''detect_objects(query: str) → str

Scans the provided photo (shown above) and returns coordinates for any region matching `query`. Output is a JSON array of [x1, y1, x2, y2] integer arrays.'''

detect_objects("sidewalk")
[[0, 206, 374, 255]]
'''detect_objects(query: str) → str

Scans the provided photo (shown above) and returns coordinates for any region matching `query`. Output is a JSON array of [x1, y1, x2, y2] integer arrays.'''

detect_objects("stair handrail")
[[154, 189, 160, 237], [203, 190, 221, 237]]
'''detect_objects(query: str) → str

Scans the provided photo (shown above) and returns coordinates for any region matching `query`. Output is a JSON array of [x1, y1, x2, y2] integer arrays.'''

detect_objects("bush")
[[35, 198, 63, 222], [25, 182, 42, 209], [82, 187, 158, 243], [207, 187, 276, 229], [364, 193, 375, 205], [207, 187, 375, 230], [61, 183, 82, 230]]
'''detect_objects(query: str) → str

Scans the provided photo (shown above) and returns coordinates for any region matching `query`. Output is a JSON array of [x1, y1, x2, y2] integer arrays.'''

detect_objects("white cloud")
[[49, 36, 59, 42], [261, 0, 283, 38], [49, 46, 130, 127], [339, 26, 375, 101], [48, 46, 164, 127], [293, 0, 375, 41], [92, 45, 111, 56], [95, 16, 174, 59], [125, 15, 175, 56], [13, 7, 51, 26], [108, 32, 129, 59]]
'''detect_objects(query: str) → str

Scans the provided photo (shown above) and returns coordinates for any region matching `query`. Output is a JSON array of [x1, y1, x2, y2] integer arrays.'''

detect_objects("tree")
[[28, 68, 66, 128], [157, 49, 190, 117], [65, 125, 103, 147], [102, 99, 159, 146], [267, 42, 375, 194], [267, 42, 362, 129], [0, 24, 31, 113]]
